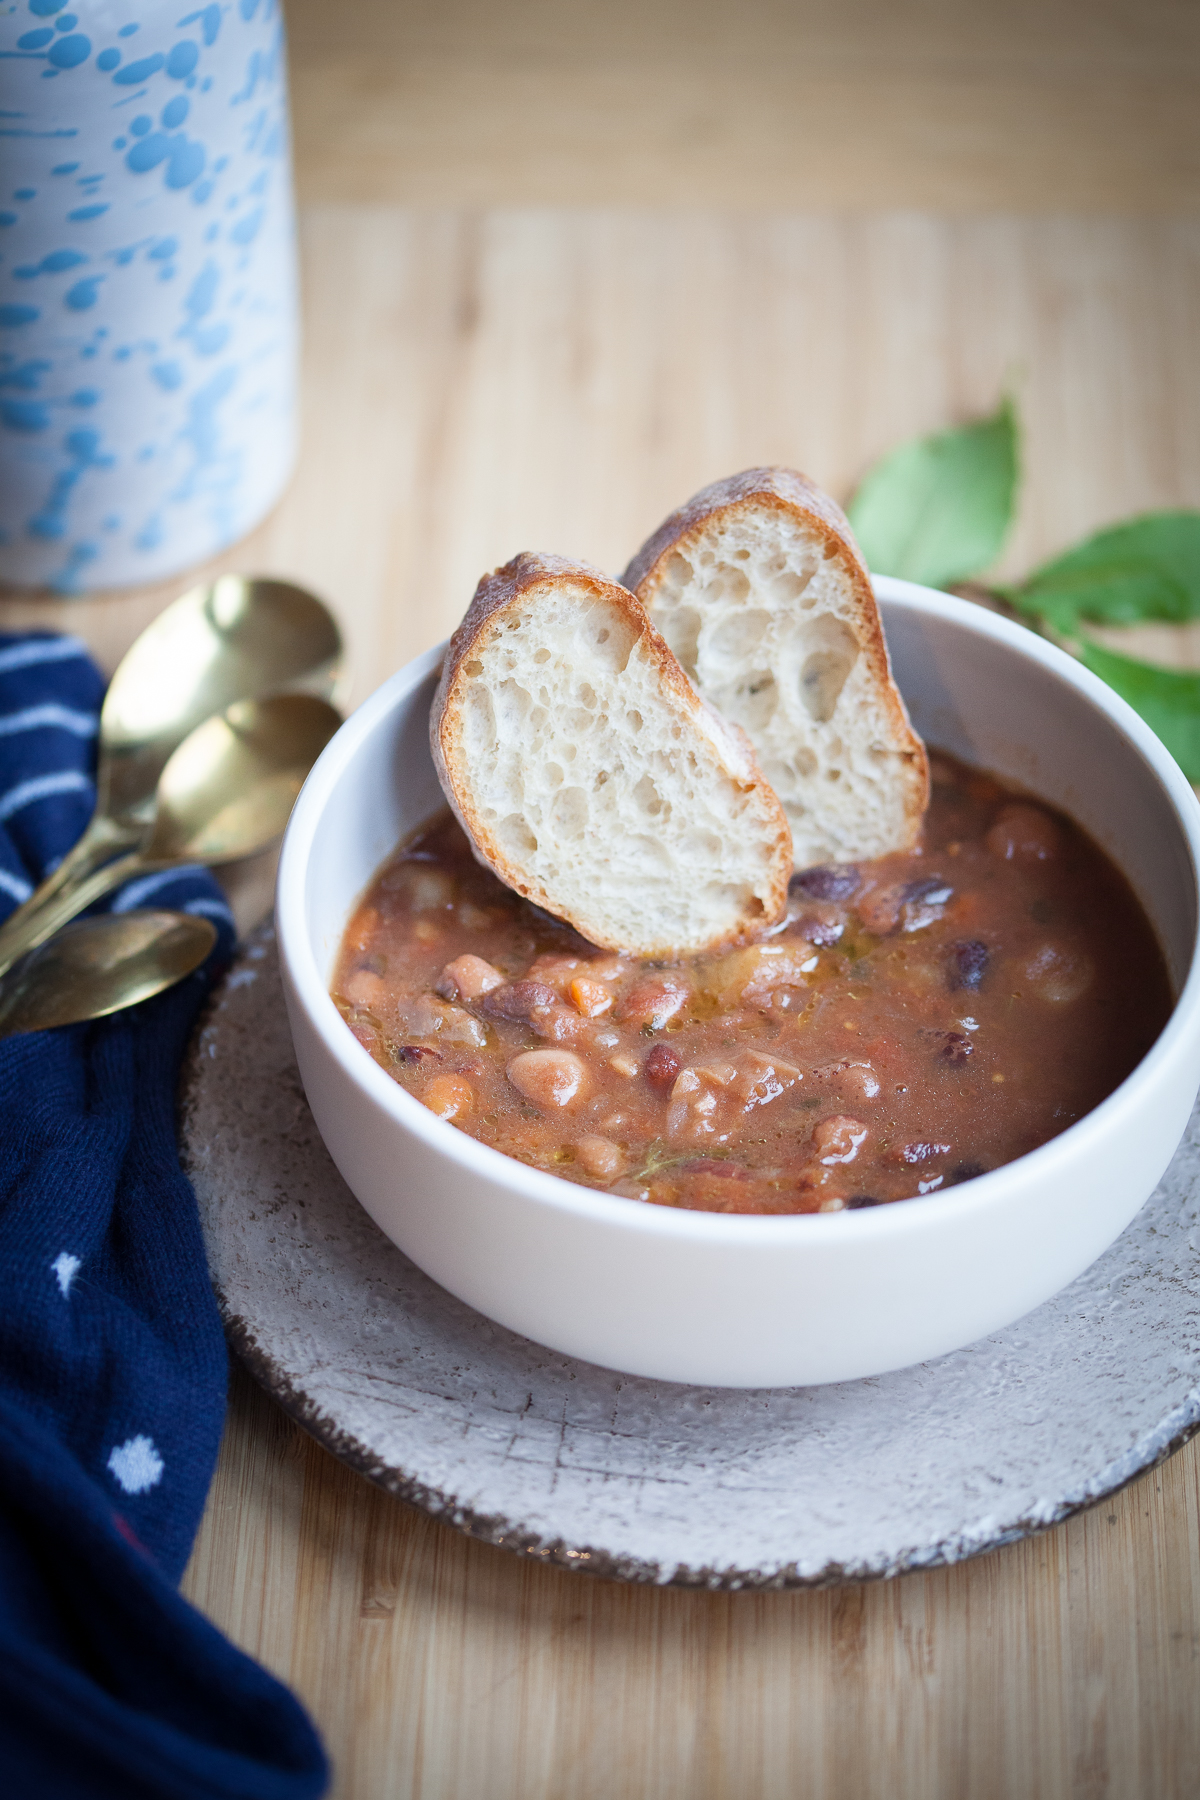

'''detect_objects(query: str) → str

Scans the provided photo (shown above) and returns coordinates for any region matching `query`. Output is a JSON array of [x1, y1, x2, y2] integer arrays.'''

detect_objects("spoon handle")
[[0, 813, 143, 944], [0, 849, 149, 982]]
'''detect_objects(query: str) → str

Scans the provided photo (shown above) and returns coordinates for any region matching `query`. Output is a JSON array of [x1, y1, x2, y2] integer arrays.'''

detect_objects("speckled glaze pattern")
[[181, 926, 1200, 1588], [0, 0, 297, 592]]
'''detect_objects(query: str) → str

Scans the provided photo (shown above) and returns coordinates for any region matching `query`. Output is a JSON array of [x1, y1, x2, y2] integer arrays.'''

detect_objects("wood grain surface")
[[2, 2, 1200, 1792], [180, 203, 1200, 1799], [286, 0, 1200, 212]]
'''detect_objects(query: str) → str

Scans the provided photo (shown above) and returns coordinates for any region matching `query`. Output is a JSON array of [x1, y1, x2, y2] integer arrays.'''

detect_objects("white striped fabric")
[[0, 868, 33, 905], [110, 868, 207, 914], [0, 706, 99, 740], [183, 897, 237, 930], [0, 770, 92, 825], [0, 637, 89, 677]]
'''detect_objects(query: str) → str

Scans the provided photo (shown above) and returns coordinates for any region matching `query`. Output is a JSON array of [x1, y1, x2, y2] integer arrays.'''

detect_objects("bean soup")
[[331, 754, 1172, 1214]]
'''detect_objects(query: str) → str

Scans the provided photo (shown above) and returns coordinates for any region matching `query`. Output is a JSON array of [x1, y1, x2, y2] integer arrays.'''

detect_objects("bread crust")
[[622, 468, 929, 861], [430, 552, 793, 955]]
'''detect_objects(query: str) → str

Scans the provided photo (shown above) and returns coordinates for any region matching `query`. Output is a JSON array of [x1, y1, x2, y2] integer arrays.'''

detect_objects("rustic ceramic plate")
[[180, 926, 1200, 1588]]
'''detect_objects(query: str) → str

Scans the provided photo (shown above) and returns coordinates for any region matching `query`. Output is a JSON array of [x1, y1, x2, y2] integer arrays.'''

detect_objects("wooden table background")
[[3, 3, 1200, 1794]]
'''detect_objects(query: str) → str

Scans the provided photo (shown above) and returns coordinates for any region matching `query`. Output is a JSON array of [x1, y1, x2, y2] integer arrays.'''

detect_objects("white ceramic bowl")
[[276, 578, 1200, 1388]]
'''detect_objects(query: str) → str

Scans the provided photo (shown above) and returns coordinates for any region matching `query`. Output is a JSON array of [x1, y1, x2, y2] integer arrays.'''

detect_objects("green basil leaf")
[[1009, 512, 1200, 631], [846, 399, 1017, 588], [1078, 637, 1200, 782]]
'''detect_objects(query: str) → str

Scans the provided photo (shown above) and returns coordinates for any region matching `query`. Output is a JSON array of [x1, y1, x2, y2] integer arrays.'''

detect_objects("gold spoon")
[[3, 575, 342, 933], [0, 694, 341, 980], [0, 912, 218, 1039]]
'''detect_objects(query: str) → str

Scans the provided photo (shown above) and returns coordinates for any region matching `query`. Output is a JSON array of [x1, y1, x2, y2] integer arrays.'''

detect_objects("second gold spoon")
[[3, 575, 342, 935], [0, 694, 340, 981]]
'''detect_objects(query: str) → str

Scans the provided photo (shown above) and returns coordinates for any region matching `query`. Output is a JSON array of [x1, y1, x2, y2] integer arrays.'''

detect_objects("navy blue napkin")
[[0, 634, 328, 1798]]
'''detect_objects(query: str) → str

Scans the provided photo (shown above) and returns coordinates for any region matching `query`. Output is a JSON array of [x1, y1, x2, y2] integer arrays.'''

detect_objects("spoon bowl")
[[145, 695, 345, 865], [98, 575, 345, 826], [0, 912, 217, 1038], [0, 695, 343, 979], [2, 575, 343, 933]]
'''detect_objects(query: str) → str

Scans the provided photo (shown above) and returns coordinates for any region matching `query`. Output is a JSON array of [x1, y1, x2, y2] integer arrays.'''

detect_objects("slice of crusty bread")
[[430, 552, 792, 956], [622, 468, 929, 868]]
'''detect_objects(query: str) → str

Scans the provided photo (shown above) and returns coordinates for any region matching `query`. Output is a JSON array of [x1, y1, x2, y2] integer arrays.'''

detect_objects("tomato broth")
[[331, 754, 1172, 1214]]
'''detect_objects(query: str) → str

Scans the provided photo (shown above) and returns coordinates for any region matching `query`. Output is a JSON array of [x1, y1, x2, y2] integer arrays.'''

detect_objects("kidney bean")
[[395, 1044, 444, 1065], [949, 940, 988, 991], [483, 980, 560, 1021], [847, 1194, 886, 1209], [940, 1031, 974, 1063], [644, 1042, 683, 1091], [949, 1161, 987, 1184], [791, 865, 861, 901]]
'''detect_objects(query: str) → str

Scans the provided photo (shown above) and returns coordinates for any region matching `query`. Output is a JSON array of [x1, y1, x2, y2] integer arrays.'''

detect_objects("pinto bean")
[[901, 876, 954, 932], [404, 867, 454, 911], [855, 883, 906, 934], [644, 1042, 682, 1092], [618, 976, 689, 1030], [795, 909, 844, 947], [576, 1135, 625, 1179], [857, 876, 952, 936], [710, 944, 811, 1008], [986, 804, 1061, 863], [1023, 942, 1095, 1004], [736, 1052, 801, 1110], [423, 1074, 474, 1120], [811, 1115, 868, 1164], [506, 1049, 588, 1109], [526, 954, 585, 993], [814, 1059, 881, 1100], [343, 967, 387, 1008], [406, 994, 488, 1046], [436, 953, 505, 1002], [483, 980, 561, 1021], [529, 1004, 585, 1043]]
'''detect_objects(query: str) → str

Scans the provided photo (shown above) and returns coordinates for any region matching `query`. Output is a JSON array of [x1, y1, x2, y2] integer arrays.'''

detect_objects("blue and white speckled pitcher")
[[0, 0, 299, 593]]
